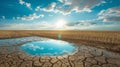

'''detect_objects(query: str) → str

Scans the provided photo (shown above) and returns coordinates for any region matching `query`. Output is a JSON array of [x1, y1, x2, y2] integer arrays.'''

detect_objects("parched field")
[[0, 30, 120, 53]]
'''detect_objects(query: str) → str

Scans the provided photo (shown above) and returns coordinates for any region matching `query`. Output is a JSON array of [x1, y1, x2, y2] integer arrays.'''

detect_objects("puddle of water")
[[0, 36, 77, 56], [19, 40, 77, 56]]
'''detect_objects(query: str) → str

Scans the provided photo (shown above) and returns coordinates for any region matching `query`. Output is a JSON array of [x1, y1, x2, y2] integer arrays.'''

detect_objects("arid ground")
[[0, 30, 120, 67]]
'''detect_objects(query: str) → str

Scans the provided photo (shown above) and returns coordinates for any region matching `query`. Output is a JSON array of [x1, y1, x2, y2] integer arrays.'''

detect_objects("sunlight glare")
[[55, 19, 67, 28]]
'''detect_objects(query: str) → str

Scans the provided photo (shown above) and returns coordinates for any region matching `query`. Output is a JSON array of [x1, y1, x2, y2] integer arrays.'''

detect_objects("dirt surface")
[[0, 45, 120, 67]]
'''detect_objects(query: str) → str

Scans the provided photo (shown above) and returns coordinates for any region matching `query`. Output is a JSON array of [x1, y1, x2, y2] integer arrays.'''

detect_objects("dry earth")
[[0, 45, 120, 67]]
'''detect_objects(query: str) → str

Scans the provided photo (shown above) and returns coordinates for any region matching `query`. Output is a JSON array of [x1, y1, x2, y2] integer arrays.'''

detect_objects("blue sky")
[[0, 0, 120, 30]]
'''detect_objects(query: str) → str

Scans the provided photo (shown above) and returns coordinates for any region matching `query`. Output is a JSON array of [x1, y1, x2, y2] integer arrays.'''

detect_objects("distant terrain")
[[0, 30, 120, 53]]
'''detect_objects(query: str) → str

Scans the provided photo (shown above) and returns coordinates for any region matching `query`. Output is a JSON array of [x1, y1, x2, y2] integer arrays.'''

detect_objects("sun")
[[55, 19, 67, 28]]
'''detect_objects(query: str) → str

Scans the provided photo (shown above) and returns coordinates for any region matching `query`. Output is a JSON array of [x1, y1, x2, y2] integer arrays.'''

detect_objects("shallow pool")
[[0, 37, 77, 56], [19, 39, 77, 56]]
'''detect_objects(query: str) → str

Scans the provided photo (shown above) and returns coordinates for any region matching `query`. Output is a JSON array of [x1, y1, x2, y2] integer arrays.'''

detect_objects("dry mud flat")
[[0, 45, 120, 67]]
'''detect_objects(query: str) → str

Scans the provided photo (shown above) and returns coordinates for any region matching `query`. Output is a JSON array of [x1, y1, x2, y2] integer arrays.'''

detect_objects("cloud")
[[25, 3, 31, 8], [40, 0, 105, 15], [35, 6, 40, 11], [19, 0, 32, 9], [98, 6, 120, 22], [2, 16, 5, 19], [41, 2, 56, 12], [16, 17, 21, 20], [19, 0, 24, 5], [21, 13, 44, 20], [49, 14, 53, 17], [66, 21, 120, 30], [66, 20, 97, 26], [0, 21, 55, 30]]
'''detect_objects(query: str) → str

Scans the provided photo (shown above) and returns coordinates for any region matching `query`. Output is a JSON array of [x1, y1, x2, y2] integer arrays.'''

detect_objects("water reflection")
[[0, 37, 77, 56], [20, 40, 77, 56]]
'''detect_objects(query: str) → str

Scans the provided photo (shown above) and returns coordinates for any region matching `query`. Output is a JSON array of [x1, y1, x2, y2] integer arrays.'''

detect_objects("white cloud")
[[49, 14, 53, 17], [19, 0, 25, 5], [60, 0, 105, 14], [98, 6, 120, 22], [0, 21, 54, 30], [66, 21, 120, 30], [17, 17, 21, 20], [19, 0, 32, 9], [26, 3, 31, 8], [2, 16, 5, 19], [41, 2, 56, 12], [21, 13, 44, 20], [66, 19, 98, 27], [40, 0, 105, 15], [35, 6, 40, 11], [59, 0, 64, 3]]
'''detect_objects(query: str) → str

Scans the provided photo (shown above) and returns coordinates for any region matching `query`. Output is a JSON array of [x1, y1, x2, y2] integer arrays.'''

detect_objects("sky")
[[0, 0, 120, 30]]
